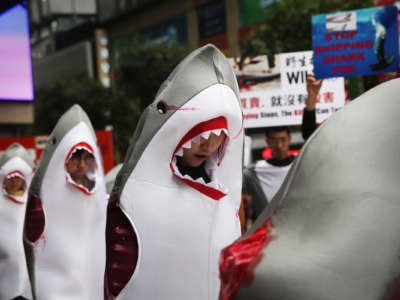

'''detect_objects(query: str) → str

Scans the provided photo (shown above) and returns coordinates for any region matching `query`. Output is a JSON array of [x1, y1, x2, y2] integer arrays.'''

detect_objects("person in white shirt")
[[242, 126, 296, 225]]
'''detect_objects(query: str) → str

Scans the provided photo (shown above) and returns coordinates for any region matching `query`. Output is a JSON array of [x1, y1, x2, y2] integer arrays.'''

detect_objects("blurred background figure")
[[0, 143, 35, 300], [242, 126, 295, 228]]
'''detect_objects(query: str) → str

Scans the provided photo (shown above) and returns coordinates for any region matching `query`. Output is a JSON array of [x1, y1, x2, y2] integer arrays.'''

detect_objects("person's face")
[[266, 130, 291, 160], [65, 150, 94, 180], [180, 132, 226, 167], [4, 176, 25, 195]]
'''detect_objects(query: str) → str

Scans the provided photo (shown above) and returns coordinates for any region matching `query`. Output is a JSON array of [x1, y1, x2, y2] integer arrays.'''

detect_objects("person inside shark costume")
[[104, 44, 244, 300], [23, 104, 107, 300], [65, 148, 95, 192], [218, 78, 400, 300], [0, 143, 35, 300]]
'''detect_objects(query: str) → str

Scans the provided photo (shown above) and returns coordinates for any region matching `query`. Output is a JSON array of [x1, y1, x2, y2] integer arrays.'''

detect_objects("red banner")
[[0, 130, 115, 173]]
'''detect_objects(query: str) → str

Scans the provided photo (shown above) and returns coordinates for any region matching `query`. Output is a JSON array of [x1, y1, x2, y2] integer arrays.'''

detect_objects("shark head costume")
[[219, 78, 400, 300], [23, 104, 107, 300], [0, 143, 34, 299], [104, 44, 244, 300]]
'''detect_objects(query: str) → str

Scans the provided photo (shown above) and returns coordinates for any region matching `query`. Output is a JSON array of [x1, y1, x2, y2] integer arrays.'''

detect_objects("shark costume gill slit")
[[104, 44, 244, 300], [23, 104, 107, 300], [0, 143, 35, 300]]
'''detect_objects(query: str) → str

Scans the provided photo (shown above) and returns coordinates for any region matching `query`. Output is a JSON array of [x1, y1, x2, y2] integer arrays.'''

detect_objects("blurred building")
[[29, 0, 271, 89], [0, 0, 270, 136], [3, 0, 398, 155]]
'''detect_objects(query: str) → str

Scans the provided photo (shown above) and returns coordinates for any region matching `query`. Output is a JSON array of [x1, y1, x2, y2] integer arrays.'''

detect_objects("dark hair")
[[265, 126, 290, 138]]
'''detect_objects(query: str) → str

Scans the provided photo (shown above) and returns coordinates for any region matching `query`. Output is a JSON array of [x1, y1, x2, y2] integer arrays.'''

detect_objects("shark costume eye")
[[157, 101, 168, 114]]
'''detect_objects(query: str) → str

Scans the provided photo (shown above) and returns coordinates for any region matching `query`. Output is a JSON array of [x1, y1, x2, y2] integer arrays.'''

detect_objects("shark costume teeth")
[[219, 78, 400, 300], [3, 170, 27, 204], [105, 44, 243, 300], [170, 116, 230, 199], [64, 142, 97, 195], [0, 143, 34, 299], [24, 104, 107, 300]]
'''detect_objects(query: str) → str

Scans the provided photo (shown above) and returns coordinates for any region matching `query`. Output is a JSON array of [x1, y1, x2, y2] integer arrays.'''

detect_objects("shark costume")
[[219, 78, 400, 300], [104, 44, 244, 300], [24, 105, 107, 300], [0, 143, 35, 299]]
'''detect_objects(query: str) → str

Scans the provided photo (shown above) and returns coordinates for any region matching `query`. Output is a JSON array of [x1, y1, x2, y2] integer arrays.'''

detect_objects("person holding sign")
[[301, 72, 323, 141]]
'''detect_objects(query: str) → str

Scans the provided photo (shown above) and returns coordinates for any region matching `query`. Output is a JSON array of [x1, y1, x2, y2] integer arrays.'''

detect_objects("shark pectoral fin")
[[24, 194, 45, 244], [105, 195, 139, 299]]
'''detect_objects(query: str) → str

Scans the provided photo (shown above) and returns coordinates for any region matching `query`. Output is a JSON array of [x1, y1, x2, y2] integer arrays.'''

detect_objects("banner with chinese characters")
[[229, 50, 345, 128], [312, 5, 399, 79]]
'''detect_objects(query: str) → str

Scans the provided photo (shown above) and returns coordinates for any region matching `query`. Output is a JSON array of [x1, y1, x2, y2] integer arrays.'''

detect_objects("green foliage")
[[241, 0, 374, 58], [33, 76, 141, 161], [34, 77, 113, 133], [113, 38, 193, 110], [33, 40, 193, 162]]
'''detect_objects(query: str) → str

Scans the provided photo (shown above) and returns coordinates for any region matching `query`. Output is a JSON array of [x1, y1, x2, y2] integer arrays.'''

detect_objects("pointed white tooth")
[[211, 129, 223, 136], [221, 128, 228, 136], [182, 141, 192, 149], [195, 177, 206, 184], [192, 135, 201, 144], [175, 148, 183, 156], [208, 181, 217, 189], [201, 131, 211, 140]]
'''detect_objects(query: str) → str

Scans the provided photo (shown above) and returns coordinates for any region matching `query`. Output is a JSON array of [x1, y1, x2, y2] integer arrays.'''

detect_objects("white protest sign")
[[230, 50, 346, 128]]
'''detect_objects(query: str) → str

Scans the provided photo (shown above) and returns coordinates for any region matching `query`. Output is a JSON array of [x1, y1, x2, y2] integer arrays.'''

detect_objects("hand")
[[306, 72, 323, 110]]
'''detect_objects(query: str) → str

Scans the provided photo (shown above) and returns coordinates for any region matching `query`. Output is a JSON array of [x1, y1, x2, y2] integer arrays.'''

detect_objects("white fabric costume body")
[[0, 143, 34, 299], [105, 44, 243, 300], [24, 105, 107, 300], [253, 160, 292, 202]]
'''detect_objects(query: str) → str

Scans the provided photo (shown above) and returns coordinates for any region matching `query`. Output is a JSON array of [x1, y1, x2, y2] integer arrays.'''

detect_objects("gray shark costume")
[[0, 143, 34, 299], [24, 105, 107, 300], [219, 78, 400, 300], [104, 44, 244, 300]]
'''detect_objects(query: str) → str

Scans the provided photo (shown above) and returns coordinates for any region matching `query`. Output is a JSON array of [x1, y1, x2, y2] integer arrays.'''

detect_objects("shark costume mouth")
[[170, 116, 229, 200], [64, 141, 97, 195], [2, 170, 27, 204]]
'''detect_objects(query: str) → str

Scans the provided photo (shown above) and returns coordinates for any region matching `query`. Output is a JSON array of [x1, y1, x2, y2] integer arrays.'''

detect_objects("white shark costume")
[[219, 78, 400, 300], [104, 44, 244, 300], [23, 104, 107, 300], [0, 143, 34, 299]]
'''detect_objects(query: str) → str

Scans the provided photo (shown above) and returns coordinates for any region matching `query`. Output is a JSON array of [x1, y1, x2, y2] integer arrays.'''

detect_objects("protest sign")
[[312, 5, 399, 79], [229, 50, 345, 128]]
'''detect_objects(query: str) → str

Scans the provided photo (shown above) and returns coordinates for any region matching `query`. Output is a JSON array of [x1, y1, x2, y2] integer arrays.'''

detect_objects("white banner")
[[230, 50, 346, 128]]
